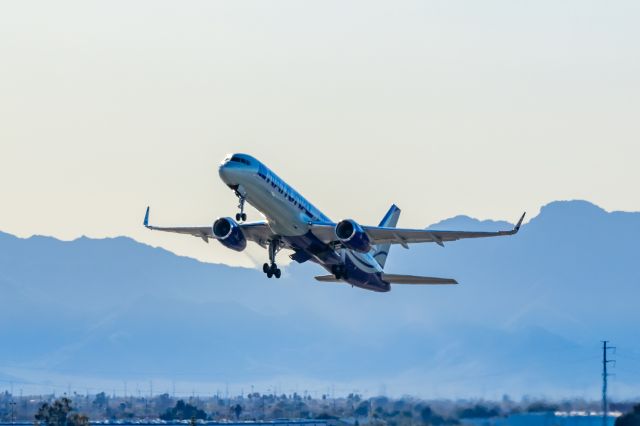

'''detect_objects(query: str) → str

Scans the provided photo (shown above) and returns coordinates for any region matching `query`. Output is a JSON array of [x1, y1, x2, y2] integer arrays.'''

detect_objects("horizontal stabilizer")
[[315, 274, 457, 285], [314, 275, 342, 283], [382, 273, 458, 285]]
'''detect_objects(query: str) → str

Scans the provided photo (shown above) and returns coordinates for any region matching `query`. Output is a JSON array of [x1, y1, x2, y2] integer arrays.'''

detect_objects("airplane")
[[143, 153, 525, 292]]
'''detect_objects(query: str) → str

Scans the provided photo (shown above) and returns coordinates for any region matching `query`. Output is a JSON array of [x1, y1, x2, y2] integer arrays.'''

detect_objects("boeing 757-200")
[[143, 153, 525, 292]]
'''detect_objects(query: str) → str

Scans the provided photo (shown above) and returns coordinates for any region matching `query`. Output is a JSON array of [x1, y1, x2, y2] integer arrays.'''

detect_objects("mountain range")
[[1, 200, 639, 399]]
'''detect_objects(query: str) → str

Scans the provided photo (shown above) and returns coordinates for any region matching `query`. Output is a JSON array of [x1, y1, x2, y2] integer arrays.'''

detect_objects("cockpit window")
[[230, 155, 251, 165]]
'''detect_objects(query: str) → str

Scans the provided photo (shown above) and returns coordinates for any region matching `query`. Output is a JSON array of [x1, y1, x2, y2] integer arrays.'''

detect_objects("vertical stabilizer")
[[372, 204, 401, 268]]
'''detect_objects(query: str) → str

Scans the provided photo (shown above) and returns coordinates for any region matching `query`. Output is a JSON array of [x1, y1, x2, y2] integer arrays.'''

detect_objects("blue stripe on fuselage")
[[256, 163, 331, 223]]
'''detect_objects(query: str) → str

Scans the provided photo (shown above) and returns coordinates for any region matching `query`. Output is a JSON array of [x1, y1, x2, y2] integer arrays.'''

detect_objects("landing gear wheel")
[[265, 264, 280, 279], [264, 239, 282, 279]]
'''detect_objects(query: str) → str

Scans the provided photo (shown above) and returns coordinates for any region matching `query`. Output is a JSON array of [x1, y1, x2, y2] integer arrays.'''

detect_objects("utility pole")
[[602, 341, 616, 426], [9, 400, 16, 424]]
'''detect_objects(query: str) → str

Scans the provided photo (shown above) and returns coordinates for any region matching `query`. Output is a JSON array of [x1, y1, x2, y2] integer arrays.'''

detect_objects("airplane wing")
[[310, 212, 525, 248], [143, 207, 274, 247]]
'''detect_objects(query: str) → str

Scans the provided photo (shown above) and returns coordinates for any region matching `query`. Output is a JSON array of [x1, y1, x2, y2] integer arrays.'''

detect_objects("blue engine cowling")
[[212, 217, 247, 252], [335, 219, 372, 253]]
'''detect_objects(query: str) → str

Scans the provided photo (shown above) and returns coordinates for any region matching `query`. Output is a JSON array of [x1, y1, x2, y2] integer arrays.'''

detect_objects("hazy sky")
[[1, 0, 639, 266]]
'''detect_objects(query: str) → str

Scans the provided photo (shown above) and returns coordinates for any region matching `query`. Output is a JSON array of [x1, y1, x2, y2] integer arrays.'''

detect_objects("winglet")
[[143, 206, 150, 228], [514, 212, 526, 232]]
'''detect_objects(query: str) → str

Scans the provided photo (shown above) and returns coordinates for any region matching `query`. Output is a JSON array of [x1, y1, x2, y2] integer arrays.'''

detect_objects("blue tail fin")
[[372, 204, 401, 269]]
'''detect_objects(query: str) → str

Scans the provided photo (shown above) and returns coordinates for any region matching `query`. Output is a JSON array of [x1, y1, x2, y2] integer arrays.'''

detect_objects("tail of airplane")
[[372, 204, 401, 268]]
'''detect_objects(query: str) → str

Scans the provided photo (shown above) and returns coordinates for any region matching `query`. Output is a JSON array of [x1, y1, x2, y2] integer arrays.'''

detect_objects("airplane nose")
[[218, 163, 230, 179], [218, 163, 238, 185]]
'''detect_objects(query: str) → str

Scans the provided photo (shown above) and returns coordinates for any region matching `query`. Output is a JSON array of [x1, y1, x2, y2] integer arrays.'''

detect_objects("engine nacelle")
[[335, 219, 372, 253], [212, 217, 247, 252]]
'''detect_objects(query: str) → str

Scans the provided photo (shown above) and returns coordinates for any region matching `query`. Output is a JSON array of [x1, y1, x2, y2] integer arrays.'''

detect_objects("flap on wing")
[[382, 273, 458, 285], [237, 222, 274, 247], [308, 222, 337, 243]]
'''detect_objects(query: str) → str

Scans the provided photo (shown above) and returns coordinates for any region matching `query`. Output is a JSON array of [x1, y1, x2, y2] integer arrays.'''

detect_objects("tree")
[[92, 393, 107, 409], [232, 404, 243, 420], [526, 402, 559, 413], [616, 404, 640, 426], [457, 405, 500, 419], [156, 393, 173, 413], [420, 406, 447, 426], [348, 393, 362, 403], [355, 401, 370, 418], [67, 413, 90, 426], [160, 400, 207, 421], [35, 398, 89, 426], [420, 406, 434, 423]]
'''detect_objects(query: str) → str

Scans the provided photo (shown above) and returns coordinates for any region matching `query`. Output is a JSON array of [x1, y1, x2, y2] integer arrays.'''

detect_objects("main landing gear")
[[263, 239, 282, 279], [235, 194, 247, 222]]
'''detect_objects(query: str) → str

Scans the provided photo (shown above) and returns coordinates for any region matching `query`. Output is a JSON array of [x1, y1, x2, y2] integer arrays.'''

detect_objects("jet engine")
[[212, 217, 247, 251], [335, 219, 372, 253]]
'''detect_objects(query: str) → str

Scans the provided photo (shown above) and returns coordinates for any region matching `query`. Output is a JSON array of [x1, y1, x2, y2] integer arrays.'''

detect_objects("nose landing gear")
[[263, 239, 282, 279], [235, 194, 247, 222]]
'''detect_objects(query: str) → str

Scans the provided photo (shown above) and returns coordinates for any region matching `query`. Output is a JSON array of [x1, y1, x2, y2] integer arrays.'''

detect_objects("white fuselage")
[[218, 154, 386, 286]]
